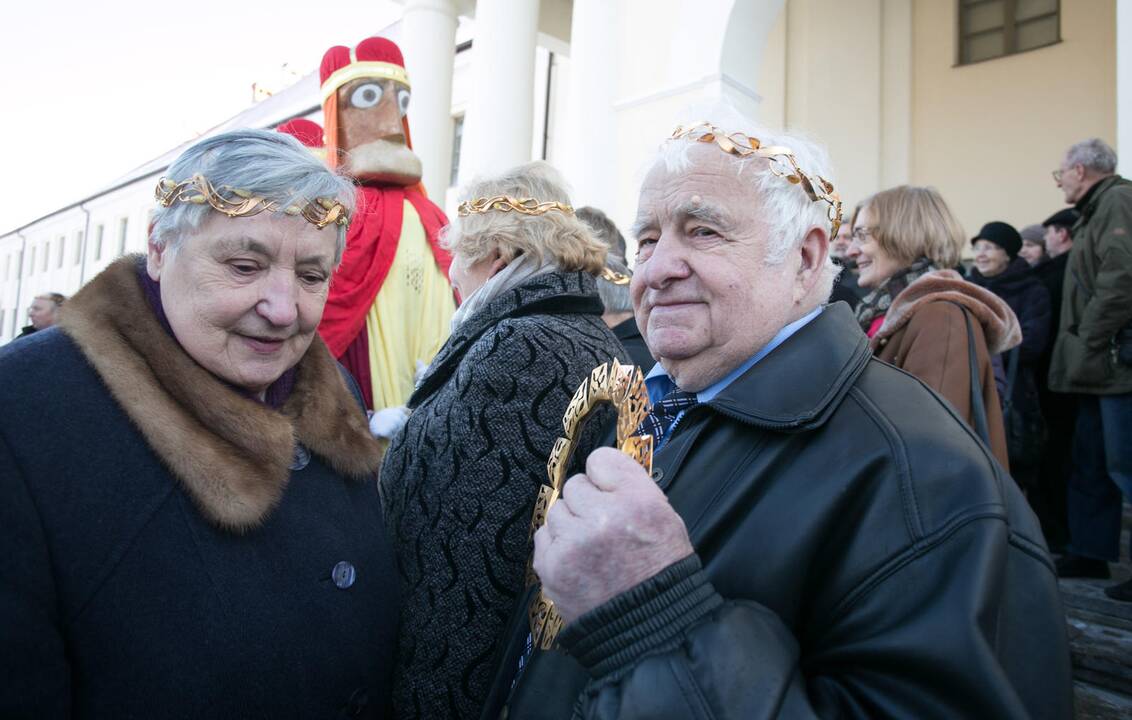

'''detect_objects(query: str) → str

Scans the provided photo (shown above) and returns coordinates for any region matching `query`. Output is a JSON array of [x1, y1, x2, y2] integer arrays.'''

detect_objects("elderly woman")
[[379, 162, 627, 719], [0, 130, 396, 717], [847, 185, 1021, 468]]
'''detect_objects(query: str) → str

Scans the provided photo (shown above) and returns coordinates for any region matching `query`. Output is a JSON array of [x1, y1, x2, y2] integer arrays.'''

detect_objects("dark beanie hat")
[[971, 221, 1022, 259], [1042, 208, 1080, 231]]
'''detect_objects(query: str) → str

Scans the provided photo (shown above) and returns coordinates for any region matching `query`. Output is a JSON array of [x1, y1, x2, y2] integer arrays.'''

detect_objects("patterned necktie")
[[635, 388, 698, 446]]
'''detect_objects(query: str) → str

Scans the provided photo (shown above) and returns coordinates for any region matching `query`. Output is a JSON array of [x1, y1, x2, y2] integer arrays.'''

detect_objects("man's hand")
[[533, 447, 694, 624]]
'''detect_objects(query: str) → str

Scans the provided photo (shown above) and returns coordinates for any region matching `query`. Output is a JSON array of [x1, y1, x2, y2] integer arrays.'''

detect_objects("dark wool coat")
[[970, 256, 1052, 364], [1050, 175, 1132, 395], [0, 258, 398, 719], [380, 271, 628, 720], [493, 303, 1071, 720], [970, 257, 1052, 467]]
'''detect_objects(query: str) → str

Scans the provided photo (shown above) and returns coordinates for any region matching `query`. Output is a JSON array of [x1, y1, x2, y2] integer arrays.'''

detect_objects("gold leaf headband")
[[670, 121, 842, 237], [155, 174, 350, 230], [456, 195, 574, 217]]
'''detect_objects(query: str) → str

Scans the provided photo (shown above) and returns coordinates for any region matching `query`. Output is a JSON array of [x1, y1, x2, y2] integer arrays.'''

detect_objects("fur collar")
[[59, 256, 382, 533], [871, 269, 1022, 355]]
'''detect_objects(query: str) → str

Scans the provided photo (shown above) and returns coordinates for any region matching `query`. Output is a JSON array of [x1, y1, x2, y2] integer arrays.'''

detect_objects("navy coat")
[[0, 258, 397, 719]]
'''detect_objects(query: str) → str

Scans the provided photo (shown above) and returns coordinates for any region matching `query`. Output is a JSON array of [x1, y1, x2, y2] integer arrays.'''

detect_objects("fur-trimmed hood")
[[58, 256, 382, 533], [871, 269, 1022, 355]]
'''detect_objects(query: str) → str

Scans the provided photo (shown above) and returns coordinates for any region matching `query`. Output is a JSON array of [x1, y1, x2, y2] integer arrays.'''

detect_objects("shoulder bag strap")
[[950, 302, 992, 446], [1003, 346, 1020, 416]]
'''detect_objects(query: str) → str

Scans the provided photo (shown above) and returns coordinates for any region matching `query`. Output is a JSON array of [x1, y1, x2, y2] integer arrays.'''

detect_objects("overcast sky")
[[0, 0, 403, 233]]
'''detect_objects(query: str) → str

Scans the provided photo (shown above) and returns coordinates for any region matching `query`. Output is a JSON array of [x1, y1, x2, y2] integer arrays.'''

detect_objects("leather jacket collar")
[[704, 303, 872, 432]]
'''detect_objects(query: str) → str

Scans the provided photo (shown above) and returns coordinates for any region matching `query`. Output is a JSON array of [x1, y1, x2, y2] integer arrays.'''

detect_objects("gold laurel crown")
[[457, 195, 574, 218], [670, 121, 843, 237], [155, 174, 350, 230]]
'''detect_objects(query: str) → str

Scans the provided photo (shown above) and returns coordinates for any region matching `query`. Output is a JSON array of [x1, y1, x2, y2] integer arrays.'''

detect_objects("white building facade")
[[1, 0, 1124, 344]]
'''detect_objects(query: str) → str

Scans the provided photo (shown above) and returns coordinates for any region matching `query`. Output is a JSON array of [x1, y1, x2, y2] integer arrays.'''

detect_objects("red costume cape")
[[319, 184, 452, 361]]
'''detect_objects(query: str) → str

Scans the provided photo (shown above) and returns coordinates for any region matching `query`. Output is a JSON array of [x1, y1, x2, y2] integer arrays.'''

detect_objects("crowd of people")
[[830, 138, 1132, 604], [1, 43, 1128, 717]]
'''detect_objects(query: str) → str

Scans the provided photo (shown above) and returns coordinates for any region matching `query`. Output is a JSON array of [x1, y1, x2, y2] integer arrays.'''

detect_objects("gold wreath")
[[456, 195, 574, 217], [671, 121, 842, 237], [525, 358, 654, 649], [155, 174, 349, 230]]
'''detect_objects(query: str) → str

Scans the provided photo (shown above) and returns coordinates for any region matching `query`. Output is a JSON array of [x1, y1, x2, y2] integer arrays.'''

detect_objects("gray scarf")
[[450, 253, 557, 331]]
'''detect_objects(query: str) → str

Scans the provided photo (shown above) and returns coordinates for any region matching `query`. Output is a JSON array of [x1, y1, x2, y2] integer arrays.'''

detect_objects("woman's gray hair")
[[150, 128, 356, 263], [443, 161, 607, 274], [597, 256, 633, 314], [1065, 138, 1118, 175], [645, 107, 839, 299]]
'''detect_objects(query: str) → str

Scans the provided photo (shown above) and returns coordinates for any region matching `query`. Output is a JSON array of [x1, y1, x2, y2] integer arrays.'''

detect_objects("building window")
[[118, 217, 129, 256], [450, 114, 464, 187], [57, 235, 66, 269], [42, 242, 49, 272], [958, 0, 1059, 66], [4, 254, 9, 280], [94, 224, 104, 261], [74, 230, 84, 265]]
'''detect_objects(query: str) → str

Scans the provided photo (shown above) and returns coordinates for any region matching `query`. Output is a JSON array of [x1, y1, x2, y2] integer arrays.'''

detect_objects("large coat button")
[[346, 687, 369, 716], [332, 561, 356, 589]]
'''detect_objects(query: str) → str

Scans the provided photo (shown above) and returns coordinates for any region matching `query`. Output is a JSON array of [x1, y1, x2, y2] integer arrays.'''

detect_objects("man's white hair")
[[643, 104, 840, 300], [1065, 138, 1118, 175]]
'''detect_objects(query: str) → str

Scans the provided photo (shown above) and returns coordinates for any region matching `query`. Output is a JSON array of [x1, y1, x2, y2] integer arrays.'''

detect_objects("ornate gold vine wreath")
[[525, 359, 654, 649]]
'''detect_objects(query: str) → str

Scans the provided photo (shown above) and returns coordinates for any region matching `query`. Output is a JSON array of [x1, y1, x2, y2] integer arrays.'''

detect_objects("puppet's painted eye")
[[350, 83, 382, 109], [397, 89, 411, 117]]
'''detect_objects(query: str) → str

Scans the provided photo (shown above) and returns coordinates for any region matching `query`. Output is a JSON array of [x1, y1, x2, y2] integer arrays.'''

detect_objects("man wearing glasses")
[[1049, 138, 1132, 602]]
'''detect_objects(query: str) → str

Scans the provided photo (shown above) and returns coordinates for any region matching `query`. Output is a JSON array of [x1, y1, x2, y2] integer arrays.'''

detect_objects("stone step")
[[1075, 681, 1132, 719], [1061, 578, 1132, 625], [1066, 608, 1132, 696]]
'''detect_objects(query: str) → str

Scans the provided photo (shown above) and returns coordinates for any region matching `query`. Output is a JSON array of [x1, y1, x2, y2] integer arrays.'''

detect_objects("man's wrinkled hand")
[[533, 447, 694, 624]]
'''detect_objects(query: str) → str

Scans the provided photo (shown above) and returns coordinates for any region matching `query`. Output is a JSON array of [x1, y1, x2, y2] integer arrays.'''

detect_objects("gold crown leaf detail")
[[670, 121, 843, 237], [154, 174, 349, 230]]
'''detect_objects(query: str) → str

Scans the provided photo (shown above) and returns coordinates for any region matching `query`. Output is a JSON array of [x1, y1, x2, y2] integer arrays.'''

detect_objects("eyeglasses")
[[850, 226, 876, 243], [1052, 165, 1080, 183]]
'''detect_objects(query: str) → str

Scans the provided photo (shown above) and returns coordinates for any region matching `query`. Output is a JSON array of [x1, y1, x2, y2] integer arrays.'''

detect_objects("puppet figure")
[[317, 37, 454, 413]]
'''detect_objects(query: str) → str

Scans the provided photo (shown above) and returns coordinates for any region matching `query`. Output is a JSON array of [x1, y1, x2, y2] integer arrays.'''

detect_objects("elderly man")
[[1049, 138, 1132, 601], [494, 119, 1071, 718], [17, 292, 65, 338]]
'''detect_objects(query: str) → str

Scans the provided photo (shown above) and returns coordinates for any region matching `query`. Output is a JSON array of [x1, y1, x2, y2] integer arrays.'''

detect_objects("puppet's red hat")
[[320, 37, 413, 168]]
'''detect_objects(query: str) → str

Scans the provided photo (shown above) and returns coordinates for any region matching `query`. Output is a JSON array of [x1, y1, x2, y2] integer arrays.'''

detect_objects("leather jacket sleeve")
[[557, 519, 1069, 720]]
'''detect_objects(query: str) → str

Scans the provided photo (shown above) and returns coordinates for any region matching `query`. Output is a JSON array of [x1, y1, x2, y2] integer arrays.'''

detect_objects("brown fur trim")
[[871, 269, 1022, 355], [59, 256, 382, 533]]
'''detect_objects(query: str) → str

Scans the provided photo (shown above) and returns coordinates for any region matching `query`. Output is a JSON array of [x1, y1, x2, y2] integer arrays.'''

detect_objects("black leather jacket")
[[494, 302, 1072, 719]]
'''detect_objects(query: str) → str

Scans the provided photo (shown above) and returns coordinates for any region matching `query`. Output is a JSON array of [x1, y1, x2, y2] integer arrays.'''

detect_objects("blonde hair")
[[853, 185, 964, 269], [444, 162, 607, 274]]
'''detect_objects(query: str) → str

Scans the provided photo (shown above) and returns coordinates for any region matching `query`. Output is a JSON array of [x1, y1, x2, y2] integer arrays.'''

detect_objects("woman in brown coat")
[[846, 185, 1020, 468]]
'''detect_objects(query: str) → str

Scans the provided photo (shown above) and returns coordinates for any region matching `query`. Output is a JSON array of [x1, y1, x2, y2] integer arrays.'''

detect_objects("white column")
[[401, 0, 460, 200], [457, 0, 539, 181], [1118, 0, 1132, 175], [561, 0, 618, 212], [879, 0, 912, 188]]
